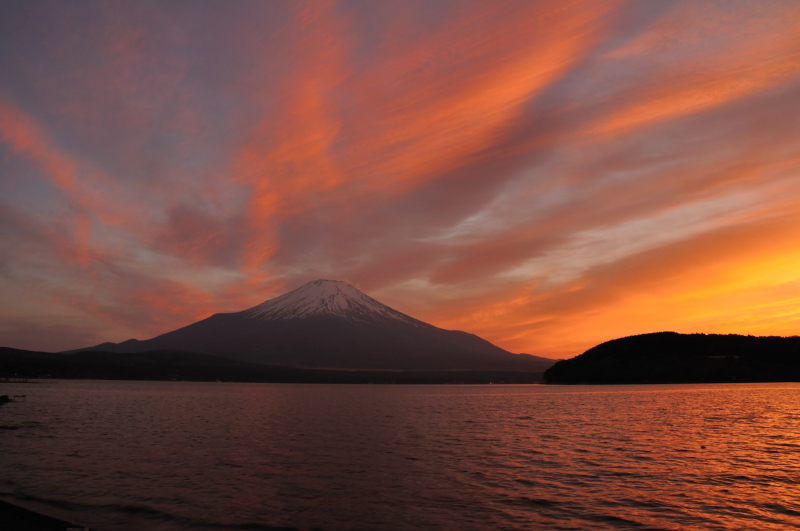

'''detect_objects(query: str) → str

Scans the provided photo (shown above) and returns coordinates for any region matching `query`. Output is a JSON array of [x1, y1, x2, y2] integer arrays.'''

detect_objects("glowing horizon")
[[2, 1, 800, 358]]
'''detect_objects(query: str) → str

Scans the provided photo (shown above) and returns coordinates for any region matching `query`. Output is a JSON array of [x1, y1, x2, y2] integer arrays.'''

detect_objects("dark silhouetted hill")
[[544, 332, 800, 384]]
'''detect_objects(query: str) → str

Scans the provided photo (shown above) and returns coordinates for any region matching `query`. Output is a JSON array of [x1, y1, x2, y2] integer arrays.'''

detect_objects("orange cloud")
[[3, 1, 800, 358], [232, 1, 620, 271], [426, 205, 800, 358], [0, 98, 135, 247], [339, 1, 619, 193], [583, 3, 800, 137]]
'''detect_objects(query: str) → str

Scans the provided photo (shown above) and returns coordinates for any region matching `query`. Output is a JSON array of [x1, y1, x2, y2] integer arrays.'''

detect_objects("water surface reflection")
[[1, 382, 798, 530]]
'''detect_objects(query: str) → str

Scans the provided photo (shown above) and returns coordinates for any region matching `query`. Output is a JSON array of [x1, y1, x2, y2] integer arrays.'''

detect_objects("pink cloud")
[[2, 1, 800, 357]]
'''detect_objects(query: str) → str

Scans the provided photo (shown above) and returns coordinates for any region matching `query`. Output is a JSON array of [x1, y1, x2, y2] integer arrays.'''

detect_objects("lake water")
[[1, 381, 799, 530]]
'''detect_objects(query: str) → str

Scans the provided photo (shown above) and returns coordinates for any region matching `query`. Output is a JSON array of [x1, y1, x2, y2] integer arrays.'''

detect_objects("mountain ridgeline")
[[70, 280, 554, 372], [544, 332, 800, 384]]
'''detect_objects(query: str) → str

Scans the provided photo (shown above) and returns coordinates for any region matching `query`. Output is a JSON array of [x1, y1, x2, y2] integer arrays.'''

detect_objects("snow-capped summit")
[[70, 279, 556, 372], [242, 279, 418, 324]]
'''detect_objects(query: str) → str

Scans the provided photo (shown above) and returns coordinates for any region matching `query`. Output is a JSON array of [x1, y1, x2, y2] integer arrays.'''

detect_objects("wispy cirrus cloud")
[[1, 0, 799, 356]]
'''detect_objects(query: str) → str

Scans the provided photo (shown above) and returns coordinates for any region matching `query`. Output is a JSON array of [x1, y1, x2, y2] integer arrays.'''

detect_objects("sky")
[[1, 0, 799, 359]]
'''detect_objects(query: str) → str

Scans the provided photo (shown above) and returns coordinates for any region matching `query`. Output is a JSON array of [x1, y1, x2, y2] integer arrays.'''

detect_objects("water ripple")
[[1, 382, 799, 530]]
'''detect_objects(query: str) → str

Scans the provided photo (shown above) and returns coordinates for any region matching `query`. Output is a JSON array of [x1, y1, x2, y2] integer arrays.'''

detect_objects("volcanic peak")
[[241, 279, 420, 324]]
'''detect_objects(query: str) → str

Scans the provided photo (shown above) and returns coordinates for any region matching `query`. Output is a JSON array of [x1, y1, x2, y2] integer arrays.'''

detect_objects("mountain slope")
[[72, 280, 554, 371]]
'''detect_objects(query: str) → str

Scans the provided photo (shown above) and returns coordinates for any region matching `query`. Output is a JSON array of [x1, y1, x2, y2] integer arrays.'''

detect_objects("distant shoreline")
[[0, 347, 546, 385]]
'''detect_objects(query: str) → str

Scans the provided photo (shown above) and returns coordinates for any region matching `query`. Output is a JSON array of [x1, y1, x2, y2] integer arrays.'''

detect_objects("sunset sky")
[[1, 1, 800, 358]]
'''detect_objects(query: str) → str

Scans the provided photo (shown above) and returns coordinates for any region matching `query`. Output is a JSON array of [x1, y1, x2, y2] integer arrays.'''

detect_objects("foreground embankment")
[[0, 499, 90, 531]]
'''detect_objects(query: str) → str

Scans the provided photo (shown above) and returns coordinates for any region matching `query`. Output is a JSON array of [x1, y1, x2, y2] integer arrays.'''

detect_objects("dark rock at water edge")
[[544, 332, 800, 384], [0, 499, 90, 530]]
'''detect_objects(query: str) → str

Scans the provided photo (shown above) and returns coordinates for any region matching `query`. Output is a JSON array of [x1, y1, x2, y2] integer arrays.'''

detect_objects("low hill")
[[544, 332, 800, 384], [0, 347, 545, 384]]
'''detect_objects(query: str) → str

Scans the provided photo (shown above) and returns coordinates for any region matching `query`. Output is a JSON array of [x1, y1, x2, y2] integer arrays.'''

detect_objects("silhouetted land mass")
[[544, 332, 800, 384], [67, 280, 555, 372], [0, 347, 544, 384]]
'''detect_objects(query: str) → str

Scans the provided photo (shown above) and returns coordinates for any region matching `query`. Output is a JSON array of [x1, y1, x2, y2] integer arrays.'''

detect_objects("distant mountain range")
[[69, 279, 555, 372], [544, 332, 800, 384]]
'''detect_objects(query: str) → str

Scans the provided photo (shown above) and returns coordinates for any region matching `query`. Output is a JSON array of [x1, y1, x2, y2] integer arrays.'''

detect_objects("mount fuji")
[[72, 279, 554, 371]]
